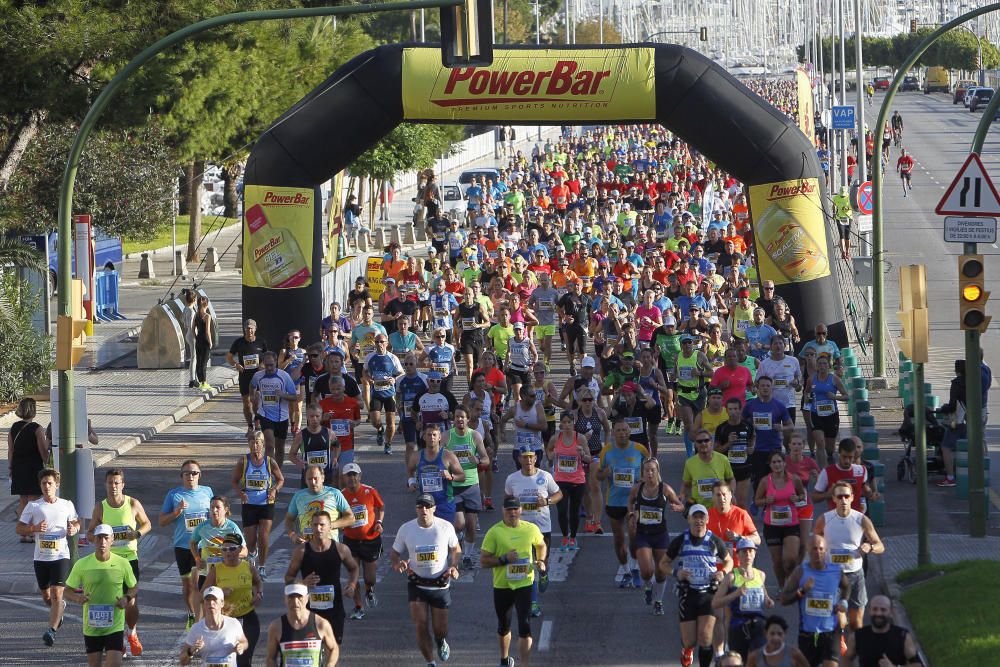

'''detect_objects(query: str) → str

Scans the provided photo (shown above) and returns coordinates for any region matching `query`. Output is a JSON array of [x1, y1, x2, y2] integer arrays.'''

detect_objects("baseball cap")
[[503, 497, 522, 509], [203, 586, 225, 601], [622, 351, 635, 360], [680, 334, 694, 343], [581, 356, 597, 368], [416, 493, 437, 507], [426, 370, 443, 380], [513, 322, 525, 330], [383, 277, 396, 284], [738, 288, 751, 297], [663, 316, 677, 327], [284, 583, 308, 597], [342, 462, 361, 475], [92, 524, 113, 538], [688, 504, 709, 516], [517, 446, 537, 457], [222, 532, 243, 545], [707, 386, 723, 397], [621, 381, 639, 393], [428, 247, 438, 254], [736, 537, 758, 551]]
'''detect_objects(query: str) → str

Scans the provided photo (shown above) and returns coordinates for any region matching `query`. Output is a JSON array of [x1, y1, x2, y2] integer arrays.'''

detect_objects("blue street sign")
[[831, 105, 856, 130]]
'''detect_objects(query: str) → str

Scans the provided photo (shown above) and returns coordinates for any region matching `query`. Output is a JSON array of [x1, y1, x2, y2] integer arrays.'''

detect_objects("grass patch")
[[123, 214, 239, 255], [901, 559, 1000, 665]]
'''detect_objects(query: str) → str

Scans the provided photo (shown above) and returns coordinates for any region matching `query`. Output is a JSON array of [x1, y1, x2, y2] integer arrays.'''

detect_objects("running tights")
[[556, 482, 585, 538], [236, 610, 260, 667]]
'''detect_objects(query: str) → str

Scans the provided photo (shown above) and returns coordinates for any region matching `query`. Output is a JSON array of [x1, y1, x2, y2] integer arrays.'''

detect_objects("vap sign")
[[831, 105, 855, 130]]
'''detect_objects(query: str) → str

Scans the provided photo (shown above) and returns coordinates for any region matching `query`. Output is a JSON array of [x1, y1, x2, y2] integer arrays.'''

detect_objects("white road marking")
[[0, 595, 83, 624], [539, 619, 553, 651]]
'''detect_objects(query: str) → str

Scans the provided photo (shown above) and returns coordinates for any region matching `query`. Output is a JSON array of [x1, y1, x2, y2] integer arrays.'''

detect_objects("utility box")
[[853, 256, 874, 287]]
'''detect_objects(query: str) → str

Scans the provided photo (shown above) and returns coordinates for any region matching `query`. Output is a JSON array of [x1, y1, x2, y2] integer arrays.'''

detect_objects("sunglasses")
[[222, 545, 240, 553], [182, 470, 201, 476], [435, 335, 446, 339], [580, 397, 594, 402], [309, 353, 320, 358], [404, 362, 416, 366]]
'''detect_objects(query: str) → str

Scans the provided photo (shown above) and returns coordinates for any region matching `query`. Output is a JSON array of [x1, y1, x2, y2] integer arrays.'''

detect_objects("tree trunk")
[[368, 177, 377, 229], [223, 162, 242, 218], [187, 159, 205, 262], [178, 167, 192, 216], [0, 109, 47, 192]]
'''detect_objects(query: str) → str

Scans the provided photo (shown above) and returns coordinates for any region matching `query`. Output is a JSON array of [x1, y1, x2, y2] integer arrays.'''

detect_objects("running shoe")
[[200, 382, 212, 391], [483, 497, 495, 511], [617, 567, 630, 588], [631, 568, 642, 588], [366, 589, 378, 608], [937, 477, 957, 487], [77, 537, 90, 547], [666, 420, 675, 435], [437, 637, 451, 662], [681, 647, 694, 667], [462, 555, 474, 569], [560, 537, 570, 551], [593, 523, 604, 535], [538, 571, 550, 594], [185, 613, 196, 632], [350, 606, 366, 620], [500, 657, 515, 667], [258, 566, 268, 582], [569, 364, 577, 377], [644, 586, 653, 605], [127, 631, 143, 657], [653, 600, 664, 616], [42, 628, 55, 647], [188, 380, 199, 388], [530, 601, 542, 617], [567, 538, 578, 550], [376, 427, 385, 450]]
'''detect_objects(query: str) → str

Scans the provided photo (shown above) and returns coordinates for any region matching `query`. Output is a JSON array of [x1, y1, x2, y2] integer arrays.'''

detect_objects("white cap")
[[285, 583, 309, 597], [688, 504, 709, 516], [581, 356, 596, 368], [92, 524, 113, 538], [203, 586, 225, 601], [342, 462, 361, 475]]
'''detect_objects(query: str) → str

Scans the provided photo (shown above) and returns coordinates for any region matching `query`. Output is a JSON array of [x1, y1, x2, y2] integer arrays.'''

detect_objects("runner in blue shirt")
[[744, 308, 778, 361], [396, 354, 430, 471], [159, 460, 214, 630], [251, 352, 299, 467], [429, 283, 459, 336], [742, 376, 794, 495], [363, 333, 405, 455]]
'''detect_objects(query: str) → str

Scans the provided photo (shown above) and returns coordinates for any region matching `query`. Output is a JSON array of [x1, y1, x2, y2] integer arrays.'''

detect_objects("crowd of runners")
[[10, 79, 922, 667]]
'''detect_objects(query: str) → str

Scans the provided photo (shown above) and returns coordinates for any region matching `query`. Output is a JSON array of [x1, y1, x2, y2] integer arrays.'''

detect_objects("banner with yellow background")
[[243, 185, 314, 289], [402, 48, 656, 122], [796, 68, 815, 145], [749, 178, 830, 286]]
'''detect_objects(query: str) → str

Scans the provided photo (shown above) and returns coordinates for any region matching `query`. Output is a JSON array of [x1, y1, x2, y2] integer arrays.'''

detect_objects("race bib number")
[[461, 317, 476, 329], [310, 585, 335, 610], [736, 319, 750, 332], [420, 471, 443, 493], [88, 604, 115, 629], [39, 533, 61, 554], [351, 504, 368, 528], [678, 366, 694, 381], [815, 400, 835, 417], [728, 443, 748, 465], [773, 378, 788, 387], [519, 494, 540, 513], [516, 431, 537, 447], [538, 299, 554, 310], [638, 507, 663, 525], [415, 545, 439, 565], [506, 557, 531, 581], [557, 455, 579, 474], [740, 588, 765, 612], [331, 420, 351, 437], [184, 510, 207, 532], [373, 378, 393, 391], [432, 364, 451, 376], [687, 567, 711, 587], [697, 478, 717, 499], [830, 548, 853, 565], [306, 451, 329, 468], [805, 593, 834, 616], [308, 376, 318, 393], [243, 354, 259, 370], [112, 525, 132, 547], [613, 468, 635, 488], [625, 417, 643, 435], [452, 444, 475, 465], [769, 505, 793, 526], [205, 658, 232, 667], [752, 412, 772, 430], [262, 393, 278, 404]]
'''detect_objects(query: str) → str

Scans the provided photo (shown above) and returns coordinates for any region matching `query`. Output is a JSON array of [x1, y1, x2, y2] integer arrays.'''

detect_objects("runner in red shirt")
[[340, 463, 385, 619], [318, 378, 362, 486], [551, 176, 570, 216], [896, 148, 915, 197]]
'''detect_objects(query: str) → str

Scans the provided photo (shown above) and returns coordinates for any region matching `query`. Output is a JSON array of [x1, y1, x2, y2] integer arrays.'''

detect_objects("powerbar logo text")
[[435, 60, 612, 106], [766, 181, 816, 201], [263, 191, 310, 206], [253, 234, 283, 261]]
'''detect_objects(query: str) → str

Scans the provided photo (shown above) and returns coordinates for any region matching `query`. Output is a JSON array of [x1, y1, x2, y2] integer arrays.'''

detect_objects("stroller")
[[896, 404, 947, 483]]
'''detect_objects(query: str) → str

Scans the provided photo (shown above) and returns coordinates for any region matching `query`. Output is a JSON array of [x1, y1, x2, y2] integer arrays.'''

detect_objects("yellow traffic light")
[[959, 254, 991, 332], [910, 18, 917, 33]]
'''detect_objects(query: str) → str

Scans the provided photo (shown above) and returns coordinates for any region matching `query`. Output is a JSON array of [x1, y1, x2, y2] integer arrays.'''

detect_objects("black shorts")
[[460, 333, 484, 356], [605, 505, 628, 521], [344, 536, 384, 563], [787, 407, 797, 425], [407, 582, 451, 609], [174, 546, 197, 577], [763, 523, 800, 546], [634, 530, 670, 551], [564, 325, 586, 354], [749, 450, 776, 491], [85, 631, 125, 655], [128, 558, 140, 582], [312, 606, 346, 645], [837, 221, 851, 241], [678, 392, 705, 413], [506, 368, 531, 387], [677, 587, 715, 622], [798, 629, 840, 665], [242, 503, 275, 527], [645, 404, 663, 426], [810, 413, 840, 439], [33, 559, 70, 589], [901, 171, 912, 182], [353, 361, 365, 378], [370, 395, 397, 413], [239, 371, 256, 396], [402, 418, 419, 443], [732, 463, 753, 482], [258, 416, 289, 440]]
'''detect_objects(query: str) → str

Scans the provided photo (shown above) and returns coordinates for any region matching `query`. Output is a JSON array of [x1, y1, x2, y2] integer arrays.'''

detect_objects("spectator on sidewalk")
[[181, 290, 198, 388], [937, 359, 968, 488], [842, 595, 920, 667], [193, 295, 214, 392], [8, 397, 49, 539]]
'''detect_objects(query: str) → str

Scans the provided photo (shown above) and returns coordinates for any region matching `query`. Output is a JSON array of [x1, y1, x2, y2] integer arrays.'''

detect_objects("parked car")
[[900, 76, 919, 91], [970, 88, 996, 112], [458, 167, 500, 186], [872, 77, 891, 90], [955, 79, 978, 104], [964, 86, 982, 107], [439, 181, 467, 221]]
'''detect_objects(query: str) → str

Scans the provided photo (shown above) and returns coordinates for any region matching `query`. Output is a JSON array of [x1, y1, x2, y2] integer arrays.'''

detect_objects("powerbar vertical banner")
[[401, 48, 656, 121], [243, 185, 314, 289], [795, 68, 815, 145], [749, 178, 830, 286]]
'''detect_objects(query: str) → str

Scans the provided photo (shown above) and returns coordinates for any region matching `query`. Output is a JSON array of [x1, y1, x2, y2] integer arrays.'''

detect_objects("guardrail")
[[93, 270, 126, 322]]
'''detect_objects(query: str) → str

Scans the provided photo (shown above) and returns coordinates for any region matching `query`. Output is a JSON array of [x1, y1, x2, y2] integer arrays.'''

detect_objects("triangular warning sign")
[[936, 153, 1000, 216]]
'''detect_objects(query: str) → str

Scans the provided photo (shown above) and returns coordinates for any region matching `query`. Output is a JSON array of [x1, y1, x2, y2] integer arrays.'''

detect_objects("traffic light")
[[974, 53, 982, 70], [959, 254, 991, 332], [699, 27, 708, 42], [897, 265, 929, 363], [910, 18, 917, 33], [56, 278, 89, 370], [440, 0, 494, 68]]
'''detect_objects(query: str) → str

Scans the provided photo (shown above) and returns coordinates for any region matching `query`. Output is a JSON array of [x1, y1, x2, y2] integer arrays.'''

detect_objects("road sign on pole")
[[944, 216, 998, 243], [936, 153, 1000, 216], [831, 105, 856, 129], [857, 180, 873, 215]]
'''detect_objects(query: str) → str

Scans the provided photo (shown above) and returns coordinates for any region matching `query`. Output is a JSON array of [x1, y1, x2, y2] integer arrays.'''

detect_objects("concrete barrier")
[[174, 250, 187, 278], [138, 253, 155, 279], [204, 246, 221, 272], [234, 243, 243, 269]]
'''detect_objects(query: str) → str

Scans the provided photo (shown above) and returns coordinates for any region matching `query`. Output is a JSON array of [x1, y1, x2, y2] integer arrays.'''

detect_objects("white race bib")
[[728, 443, 748, 465], [38, 533, 63, 555], [769, 504, 793, 526], [752, 412, 772, 430], [306, 450, 329, 468], [184, 510, 207, 532], [420, 471, 443, 493], [697, 478, 717, 499], [309, 585, 335, 610], [506, 557, 531, 581], [613, 468, 635, 488], [805, 592, 834, 617], [350, 504, 368, 529], [557, 455, 579, 474], [638, 507, 663, 525], [815, 400, 835, 417], [740, 587, 765, 612], [88, 604, 115, 629], [331, 420, 351, 437], [625, 417, 643, 435], [243, 354, 259, 370]]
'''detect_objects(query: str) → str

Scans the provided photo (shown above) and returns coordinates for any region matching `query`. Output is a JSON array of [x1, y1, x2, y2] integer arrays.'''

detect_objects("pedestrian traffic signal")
[[440, 0, 494, 68], [959, 254, 991, 332], [699, 27, 708, 42], [910, 18, 917, 33], [56, 314, 89, 369]]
